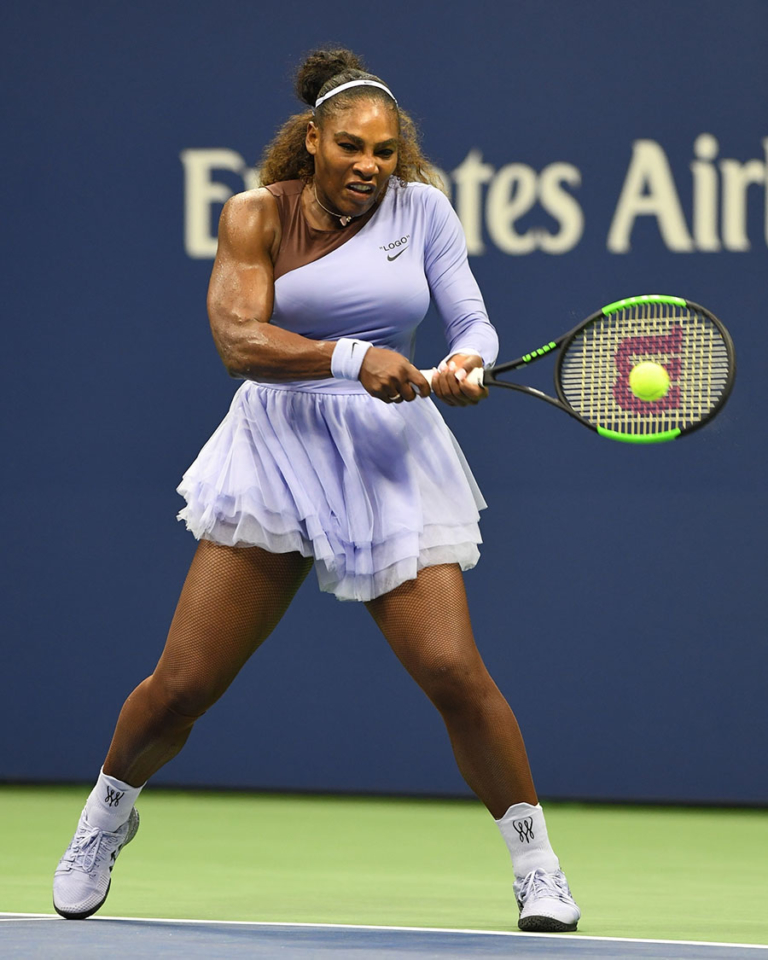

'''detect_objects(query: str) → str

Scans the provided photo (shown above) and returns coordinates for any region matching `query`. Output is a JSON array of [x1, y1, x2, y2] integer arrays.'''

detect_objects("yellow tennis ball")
[[629, 361, 670, 401]]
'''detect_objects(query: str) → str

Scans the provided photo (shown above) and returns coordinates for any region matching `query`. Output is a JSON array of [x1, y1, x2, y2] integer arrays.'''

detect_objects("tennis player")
[[53, 47, 580, 933]]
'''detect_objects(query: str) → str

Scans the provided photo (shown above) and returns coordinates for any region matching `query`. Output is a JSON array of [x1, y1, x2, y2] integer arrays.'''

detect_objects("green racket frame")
[[481, 295, 736, 443]]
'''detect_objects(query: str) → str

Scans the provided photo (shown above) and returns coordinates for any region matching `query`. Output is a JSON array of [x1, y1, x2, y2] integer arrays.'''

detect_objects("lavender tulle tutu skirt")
[[177, 379, 486, 601]]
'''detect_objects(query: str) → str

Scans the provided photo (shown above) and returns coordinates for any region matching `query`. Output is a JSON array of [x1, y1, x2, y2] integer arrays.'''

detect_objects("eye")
[[338, 142, 357, 152], [377, 149, 395, 158]]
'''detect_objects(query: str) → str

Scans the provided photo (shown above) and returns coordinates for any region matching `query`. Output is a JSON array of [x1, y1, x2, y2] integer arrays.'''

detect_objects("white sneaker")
[[513, 868, 580, 932], [53, 807, 140, 919]]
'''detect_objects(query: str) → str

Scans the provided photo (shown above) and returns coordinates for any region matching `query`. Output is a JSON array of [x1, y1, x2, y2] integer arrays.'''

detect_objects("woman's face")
[[306, 100, 399, 220]]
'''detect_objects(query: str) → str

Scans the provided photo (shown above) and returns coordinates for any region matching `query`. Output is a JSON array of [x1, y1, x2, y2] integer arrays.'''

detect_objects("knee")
[[418, 657, 496, 716], [140, 672, 216, 722]]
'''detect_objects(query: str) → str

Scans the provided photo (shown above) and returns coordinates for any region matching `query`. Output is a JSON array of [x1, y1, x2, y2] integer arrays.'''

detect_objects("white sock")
[[495, 802, 560, 878], [83, 768, 145, 831]]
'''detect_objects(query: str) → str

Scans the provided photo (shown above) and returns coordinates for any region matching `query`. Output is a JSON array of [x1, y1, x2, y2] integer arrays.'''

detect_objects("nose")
[[353, 154, 377, 178]]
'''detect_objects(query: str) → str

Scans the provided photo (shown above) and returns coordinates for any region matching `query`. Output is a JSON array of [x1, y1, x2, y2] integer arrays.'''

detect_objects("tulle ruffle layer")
[[177, 381, 486, 601]]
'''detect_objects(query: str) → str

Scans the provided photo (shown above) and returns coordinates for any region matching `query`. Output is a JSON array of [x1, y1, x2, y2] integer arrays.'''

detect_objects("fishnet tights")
[[366, 564, 537, 818], [103, 541, 313, 786], [105, 547, 535, 817]]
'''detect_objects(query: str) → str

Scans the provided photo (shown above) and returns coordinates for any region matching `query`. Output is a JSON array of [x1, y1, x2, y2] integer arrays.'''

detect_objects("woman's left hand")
[[430, 354, 489, 407]]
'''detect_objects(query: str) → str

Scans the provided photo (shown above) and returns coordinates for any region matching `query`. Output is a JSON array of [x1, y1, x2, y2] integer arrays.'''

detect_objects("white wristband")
[[331, 338, 373, 380]]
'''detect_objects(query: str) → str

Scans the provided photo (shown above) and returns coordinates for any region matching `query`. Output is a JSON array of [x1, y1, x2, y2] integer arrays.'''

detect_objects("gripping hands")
[[358, 348, 487, 407], [426, 356, 487, 407], [358, 346, 430, 403]]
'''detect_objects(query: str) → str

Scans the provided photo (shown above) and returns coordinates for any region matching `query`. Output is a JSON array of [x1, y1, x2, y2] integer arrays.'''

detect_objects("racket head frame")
[[482, 295, 737, 442]]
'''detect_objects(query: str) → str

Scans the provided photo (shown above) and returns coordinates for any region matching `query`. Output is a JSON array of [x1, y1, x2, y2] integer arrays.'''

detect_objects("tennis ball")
[[628, 361, 670, 401]]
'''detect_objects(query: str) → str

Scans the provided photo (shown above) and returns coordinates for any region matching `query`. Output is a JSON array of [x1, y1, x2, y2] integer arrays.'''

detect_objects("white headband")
[[314, 79, 398, 110]]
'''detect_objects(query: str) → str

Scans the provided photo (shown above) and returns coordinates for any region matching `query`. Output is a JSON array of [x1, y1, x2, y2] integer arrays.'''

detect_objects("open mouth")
[[346, 182, 375, 196]]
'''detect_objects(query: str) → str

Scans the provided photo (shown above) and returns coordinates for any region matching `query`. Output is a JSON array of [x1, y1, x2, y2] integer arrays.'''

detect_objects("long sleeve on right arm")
[[423, 188, 499, 366]]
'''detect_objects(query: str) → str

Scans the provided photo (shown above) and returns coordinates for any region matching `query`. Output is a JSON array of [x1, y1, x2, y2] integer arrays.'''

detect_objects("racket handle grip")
[[421, 366, 485, 387]]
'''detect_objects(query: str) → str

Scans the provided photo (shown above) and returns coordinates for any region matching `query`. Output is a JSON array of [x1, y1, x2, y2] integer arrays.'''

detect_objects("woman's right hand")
[[359, 347, 431, 404]]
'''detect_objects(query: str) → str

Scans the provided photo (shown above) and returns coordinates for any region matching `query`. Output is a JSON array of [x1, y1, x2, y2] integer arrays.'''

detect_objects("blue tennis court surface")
[[2, 916, 766, 959]]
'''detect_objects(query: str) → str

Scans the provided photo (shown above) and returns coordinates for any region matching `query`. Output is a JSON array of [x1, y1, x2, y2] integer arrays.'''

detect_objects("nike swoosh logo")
[[387, 249, 406, 261]]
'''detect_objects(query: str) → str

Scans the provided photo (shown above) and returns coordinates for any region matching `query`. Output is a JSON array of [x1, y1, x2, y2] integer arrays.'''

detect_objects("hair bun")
[[295, 48, 367, 106]]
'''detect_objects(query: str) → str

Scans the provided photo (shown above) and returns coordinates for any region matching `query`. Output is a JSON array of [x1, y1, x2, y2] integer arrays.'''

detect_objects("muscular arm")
[[207, 188, 429, 400], [207, 189, 335, 382]]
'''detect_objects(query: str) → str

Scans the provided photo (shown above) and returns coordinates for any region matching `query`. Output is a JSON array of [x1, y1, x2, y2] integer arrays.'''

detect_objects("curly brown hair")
[[259, 48, 442, 189]]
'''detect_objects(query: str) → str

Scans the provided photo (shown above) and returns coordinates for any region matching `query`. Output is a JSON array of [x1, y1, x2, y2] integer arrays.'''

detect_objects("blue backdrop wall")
[[3, 0, 766, 804]]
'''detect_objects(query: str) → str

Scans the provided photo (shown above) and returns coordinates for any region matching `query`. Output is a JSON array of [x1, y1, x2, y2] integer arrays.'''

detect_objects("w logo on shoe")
[[513, 817, 535, 843], [104, 787, 125, 808]]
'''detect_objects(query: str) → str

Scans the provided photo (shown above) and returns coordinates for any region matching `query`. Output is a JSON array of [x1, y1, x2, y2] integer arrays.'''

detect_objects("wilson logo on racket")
[[612, 325, 683, 413], [422, 295, 736, 443]]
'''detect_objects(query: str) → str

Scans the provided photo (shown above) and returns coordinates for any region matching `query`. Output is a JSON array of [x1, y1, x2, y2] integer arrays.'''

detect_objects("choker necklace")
[[313, 183, 353, 227]]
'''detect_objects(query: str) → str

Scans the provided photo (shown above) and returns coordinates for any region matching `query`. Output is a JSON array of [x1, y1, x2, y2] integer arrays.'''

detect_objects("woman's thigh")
[[152, 540, 313, 710], [365, 564, 491, 708]]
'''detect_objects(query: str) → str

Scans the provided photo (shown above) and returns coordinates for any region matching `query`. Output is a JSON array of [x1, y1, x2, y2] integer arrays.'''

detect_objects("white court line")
[[0, 915, 58, 922], [1, 912, 766, 950]]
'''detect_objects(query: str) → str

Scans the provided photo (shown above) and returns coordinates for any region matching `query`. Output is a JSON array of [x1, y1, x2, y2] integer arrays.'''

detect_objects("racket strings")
[[559, 304, 731, 436]]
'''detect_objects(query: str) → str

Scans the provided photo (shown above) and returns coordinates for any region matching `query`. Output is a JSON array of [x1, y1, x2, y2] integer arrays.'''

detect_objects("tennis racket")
[[426, 295, 736, 443]]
